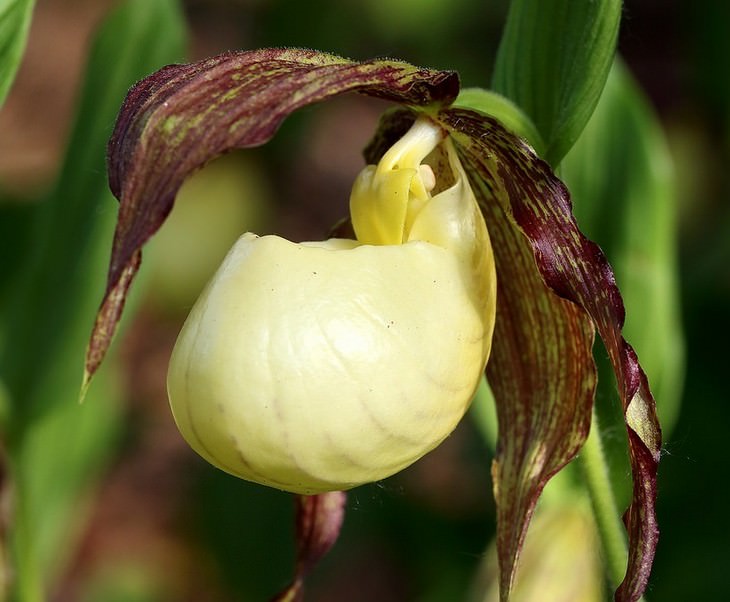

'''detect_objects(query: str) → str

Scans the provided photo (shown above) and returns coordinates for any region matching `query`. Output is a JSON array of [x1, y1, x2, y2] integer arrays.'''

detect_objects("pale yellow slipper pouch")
[[167, 117, 497, 493]]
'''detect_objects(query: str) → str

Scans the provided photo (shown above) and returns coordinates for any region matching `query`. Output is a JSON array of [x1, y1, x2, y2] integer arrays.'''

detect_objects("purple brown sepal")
[[83, 48, 458, 389], [439, 107, 661, 602], [272, 491, 347, 602], [365, 106, 661, 602], [365, 108, 598, 601], [85, 46, 662, 602]]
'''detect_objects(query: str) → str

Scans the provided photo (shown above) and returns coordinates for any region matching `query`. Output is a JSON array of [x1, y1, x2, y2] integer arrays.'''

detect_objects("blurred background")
[[0, 0, 727, 600]]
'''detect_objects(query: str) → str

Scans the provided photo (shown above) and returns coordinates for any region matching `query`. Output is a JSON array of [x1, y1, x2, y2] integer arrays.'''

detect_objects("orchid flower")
[[83, 49, 661, 602], [167, 116, 497, 494]]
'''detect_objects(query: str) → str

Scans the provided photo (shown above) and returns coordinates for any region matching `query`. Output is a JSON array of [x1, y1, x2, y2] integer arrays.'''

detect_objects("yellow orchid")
[[84, 49, 661, 602], [167, 117, 497, 493]]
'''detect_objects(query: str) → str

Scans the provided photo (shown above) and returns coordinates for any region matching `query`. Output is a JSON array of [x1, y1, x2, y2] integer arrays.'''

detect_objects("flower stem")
[[579, 408, 629, 591]]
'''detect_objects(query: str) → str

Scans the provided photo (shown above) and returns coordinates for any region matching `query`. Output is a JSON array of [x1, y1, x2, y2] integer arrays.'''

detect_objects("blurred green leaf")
[[10, 367, 124, 601], [0, 0, 186, 598], [0, 0, 35, 108], [492, 0, 621, 166], [0, 0, 186, 427]]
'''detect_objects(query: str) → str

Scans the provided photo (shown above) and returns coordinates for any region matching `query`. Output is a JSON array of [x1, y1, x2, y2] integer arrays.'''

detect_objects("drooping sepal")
[[438, 107, 661, 602], [364, 107, 597, 601], [84, 48, 459, 390]]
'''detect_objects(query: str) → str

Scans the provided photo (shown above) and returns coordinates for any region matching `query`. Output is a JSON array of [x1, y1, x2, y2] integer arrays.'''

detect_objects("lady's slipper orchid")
[[167, 117, 497, 493], [84, 49, 661, 602]]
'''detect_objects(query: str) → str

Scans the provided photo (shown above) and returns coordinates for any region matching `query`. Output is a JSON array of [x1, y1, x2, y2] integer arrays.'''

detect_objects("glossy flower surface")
[[167, 118, 496, 493]]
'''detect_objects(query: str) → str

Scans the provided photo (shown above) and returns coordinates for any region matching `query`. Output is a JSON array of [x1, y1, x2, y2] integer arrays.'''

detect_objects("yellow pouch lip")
[[167, 117, 498, 494]]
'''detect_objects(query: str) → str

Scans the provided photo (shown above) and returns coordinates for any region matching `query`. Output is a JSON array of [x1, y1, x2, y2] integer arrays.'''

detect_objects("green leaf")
[[1, 0, 186, 426], [0, 0, 35, 109], [561, 59, 684, 437], [10, 368, 124, 601], [492, 0, 621, 166], [0, 0, 186, 597], [84, 49, 459, 389]]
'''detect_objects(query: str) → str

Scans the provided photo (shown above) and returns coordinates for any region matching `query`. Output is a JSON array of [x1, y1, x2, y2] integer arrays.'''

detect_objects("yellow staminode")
[[167, 117, 497, 493]]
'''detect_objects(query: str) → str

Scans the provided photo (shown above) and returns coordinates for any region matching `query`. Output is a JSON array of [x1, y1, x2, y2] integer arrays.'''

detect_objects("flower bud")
[[167, 117, 496, 493], [472, 496, 603, 602]]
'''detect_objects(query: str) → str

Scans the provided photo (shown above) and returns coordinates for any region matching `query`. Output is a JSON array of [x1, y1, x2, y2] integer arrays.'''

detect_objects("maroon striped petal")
[[272, 492, 347, 602], [83, 48, 458, 389], [475, 176, 596, 600], [439, 107, 660, 602], [362, 107, 596, 600]]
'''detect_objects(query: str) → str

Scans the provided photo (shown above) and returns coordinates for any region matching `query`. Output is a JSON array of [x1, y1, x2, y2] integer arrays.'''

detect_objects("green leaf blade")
[[0, 0, 35, 109], [492, 0, 621, 166], [1, 0, 186, 424], [1, 1, 186, 595]]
